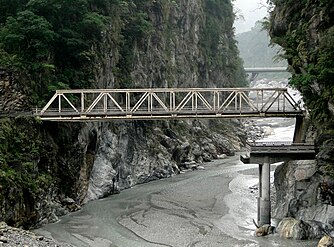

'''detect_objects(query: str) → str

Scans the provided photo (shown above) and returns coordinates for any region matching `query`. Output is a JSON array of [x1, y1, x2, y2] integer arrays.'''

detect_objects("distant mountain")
[[236, 21, 287, 68]]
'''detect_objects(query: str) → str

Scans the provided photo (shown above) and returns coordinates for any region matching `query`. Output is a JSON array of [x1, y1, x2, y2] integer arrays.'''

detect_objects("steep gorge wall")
[[85, 0, 246, 202], [0, 0, 246, 228], [268, 0, 334, 225]]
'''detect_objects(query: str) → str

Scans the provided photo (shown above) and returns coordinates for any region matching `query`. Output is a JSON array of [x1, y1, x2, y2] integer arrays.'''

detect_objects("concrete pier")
[[258, 159, 271, 226]]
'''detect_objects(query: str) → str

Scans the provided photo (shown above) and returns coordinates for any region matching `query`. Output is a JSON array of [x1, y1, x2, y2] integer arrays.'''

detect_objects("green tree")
[[0, 10, 55, 60], [0, 0, 110, 104], [0, 0, 28, 23]]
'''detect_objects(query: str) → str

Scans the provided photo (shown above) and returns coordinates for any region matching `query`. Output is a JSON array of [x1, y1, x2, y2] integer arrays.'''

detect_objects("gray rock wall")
[[0, 69, 28, 113], [84, 119, 243, 202], [274, 160, 334, 225]]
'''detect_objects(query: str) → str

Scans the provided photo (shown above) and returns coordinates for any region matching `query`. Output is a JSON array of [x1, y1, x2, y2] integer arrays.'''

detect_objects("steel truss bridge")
[[244, 67, 288, 82], [244, 67, 288, 73], [35, 87, 304, 121]]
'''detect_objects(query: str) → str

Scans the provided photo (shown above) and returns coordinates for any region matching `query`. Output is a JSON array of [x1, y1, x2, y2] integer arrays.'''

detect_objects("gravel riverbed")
[[0, 222, 73, 247]]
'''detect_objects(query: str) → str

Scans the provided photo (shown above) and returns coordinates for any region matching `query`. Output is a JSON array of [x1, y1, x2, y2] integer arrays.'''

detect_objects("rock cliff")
[[0, 0, 246, 228], [268, 0, 334, 229]]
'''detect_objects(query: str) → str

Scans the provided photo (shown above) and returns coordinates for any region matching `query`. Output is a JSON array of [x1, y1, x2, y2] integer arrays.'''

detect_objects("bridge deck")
[[35, 87, 304, 121], [241, 142, 316, 164]]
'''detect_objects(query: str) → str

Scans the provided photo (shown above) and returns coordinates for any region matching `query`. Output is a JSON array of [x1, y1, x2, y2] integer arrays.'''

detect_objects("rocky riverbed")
[[0, 222, 73, 247]]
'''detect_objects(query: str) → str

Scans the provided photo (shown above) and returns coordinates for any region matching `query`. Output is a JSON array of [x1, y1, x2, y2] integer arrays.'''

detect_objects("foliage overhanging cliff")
[[267, 0, 334, 128], [267, 0, 334, 225], [0, 0, 246, 228]]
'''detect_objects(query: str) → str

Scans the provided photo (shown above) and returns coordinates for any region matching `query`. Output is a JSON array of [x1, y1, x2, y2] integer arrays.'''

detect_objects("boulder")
[[62, 198, 76, 205], [277, 218, 311, 240], [0, 236, 8, 243], [217, 154, 227, 159], [277, 217, 334, 240], [318, 235, 334, 247], [305, 220, 334, 239], [255, 224, 275, 237]]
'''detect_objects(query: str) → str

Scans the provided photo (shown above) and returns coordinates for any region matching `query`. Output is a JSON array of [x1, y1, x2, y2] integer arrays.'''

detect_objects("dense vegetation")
[[267, 0, 334, 127], [0, 0, 162, 104], [0, 0, 111, 104], [0, 117, 57, 227], [201, 0, 246, 86]]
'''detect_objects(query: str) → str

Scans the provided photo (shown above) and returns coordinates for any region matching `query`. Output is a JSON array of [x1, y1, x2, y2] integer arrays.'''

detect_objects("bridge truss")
[[35, 88, 304, 121]]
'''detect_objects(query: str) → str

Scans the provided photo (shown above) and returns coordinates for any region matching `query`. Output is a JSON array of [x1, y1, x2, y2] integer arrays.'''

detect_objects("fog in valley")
[[233, 0, 268, 34]]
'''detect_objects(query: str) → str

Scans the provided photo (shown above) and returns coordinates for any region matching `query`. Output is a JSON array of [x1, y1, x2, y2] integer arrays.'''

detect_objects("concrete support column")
[[258, 157, 271, 226], [257, 164, 262, 224]]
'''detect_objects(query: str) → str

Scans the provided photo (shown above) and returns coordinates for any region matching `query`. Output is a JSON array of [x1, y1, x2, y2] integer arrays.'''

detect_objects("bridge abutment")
[[293, 116, 305, 143]]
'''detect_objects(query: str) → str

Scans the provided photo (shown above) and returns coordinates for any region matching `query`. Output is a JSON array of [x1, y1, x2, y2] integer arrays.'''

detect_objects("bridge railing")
[[247, 141, 293, 146], [245, 141, 315, 153], [35, 88, 304, 120]]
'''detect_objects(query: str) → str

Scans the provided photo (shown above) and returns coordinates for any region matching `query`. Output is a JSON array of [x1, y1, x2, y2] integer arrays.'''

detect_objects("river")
[[36, 154, 317, 247]]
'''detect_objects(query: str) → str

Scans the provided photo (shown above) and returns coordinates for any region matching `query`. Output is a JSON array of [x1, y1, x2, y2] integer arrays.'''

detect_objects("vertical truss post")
[[170, 92, 175, 111], [194, 92, 198, 111], [148, 93, 152, 112], [81, 92, 85, 113], [148, 93, 150, 112], [58, 94, 62, 113], [104, 93, 107, 113], [261, 90, 264, 111], [126, 92, 130, 113], [239, 91, 242, 112], [213, 91, 216, 111]]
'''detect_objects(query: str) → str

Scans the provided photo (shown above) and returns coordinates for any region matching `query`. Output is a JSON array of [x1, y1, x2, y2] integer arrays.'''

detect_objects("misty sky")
[[233, 0, 269, 34]]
